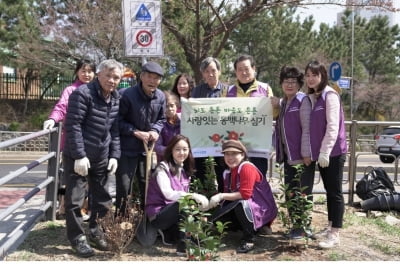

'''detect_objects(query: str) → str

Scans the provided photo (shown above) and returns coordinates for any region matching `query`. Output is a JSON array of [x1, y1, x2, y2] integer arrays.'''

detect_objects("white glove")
[[318, 152, 330, 168], [43, 119, 55, 130], [107, 158, 118, 175], [74, 157, 91, 176], [209, 193, 223, 209], [191, 193, 209, 211]]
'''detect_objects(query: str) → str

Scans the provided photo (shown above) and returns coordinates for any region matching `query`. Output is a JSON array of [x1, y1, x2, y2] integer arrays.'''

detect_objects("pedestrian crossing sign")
[[136, 3, 151, 21]]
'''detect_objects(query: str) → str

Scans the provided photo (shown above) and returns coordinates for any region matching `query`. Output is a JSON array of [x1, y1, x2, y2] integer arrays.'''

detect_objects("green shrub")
[[9, 122, 20, 131]]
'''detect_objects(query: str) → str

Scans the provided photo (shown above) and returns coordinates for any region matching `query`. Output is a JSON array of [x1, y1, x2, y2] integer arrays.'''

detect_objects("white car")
[[375, 126, 400, 163]]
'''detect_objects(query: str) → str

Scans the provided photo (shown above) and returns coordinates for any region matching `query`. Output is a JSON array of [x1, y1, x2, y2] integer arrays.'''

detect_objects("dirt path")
[[4, 203, 400, 261]]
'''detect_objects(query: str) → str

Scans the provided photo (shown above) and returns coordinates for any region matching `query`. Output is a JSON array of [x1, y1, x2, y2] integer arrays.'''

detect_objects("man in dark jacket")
[[191, 57, 227, 191], [63, 59, 123, 258], [116, 61, 166, 213]]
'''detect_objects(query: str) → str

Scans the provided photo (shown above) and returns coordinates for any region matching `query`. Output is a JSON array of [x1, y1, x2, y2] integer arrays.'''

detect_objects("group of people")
[[43, 55, 346, 258], [272, 61, 347, 250]]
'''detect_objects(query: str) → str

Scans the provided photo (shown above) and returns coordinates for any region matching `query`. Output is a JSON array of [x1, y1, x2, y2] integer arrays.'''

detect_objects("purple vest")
[[226, 82, 269, 97], [275, 93, 309, 163], [310, 88, 347, 160], [155, 119, 181, 161], [145, 161, 190, 218], [223, 161, 277, 230]]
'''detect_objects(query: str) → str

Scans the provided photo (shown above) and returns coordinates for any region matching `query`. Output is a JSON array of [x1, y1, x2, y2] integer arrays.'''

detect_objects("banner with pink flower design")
[[181, 97, 273, 158]]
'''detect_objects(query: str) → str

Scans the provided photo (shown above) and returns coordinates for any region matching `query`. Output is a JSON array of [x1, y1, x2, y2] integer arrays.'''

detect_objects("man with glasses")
[[115, 61, 166, 213]]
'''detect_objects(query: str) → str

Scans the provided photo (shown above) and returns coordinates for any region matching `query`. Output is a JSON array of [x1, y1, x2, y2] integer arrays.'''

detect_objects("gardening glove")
[[107, 158, 118, 175], [43, 119, 55, 130], [74, 157, 91, 176], [209, 193, 223, 209], [191, 193, 209, 211], [318, 152, 330, 168]]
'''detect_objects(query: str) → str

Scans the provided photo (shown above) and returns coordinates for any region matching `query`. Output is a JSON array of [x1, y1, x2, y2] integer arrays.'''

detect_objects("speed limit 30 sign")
[[136, 30, 153, 47]]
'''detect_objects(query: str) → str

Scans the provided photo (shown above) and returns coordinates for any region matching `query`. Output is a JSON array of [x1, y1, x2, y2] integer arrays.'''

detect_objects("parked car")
[[375, 126, 400, 163]]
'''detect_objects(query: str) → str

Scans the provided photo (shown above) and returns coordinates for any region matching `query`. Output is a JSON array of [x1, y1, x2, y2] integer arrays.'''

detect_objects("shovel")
[[136, 141, 158, 246]]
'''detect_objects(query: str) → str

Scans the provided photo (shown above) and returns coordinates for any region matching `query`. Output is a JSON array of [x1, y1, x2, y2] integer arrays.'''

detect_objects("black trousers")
[[250, 157, 268, 178], [194, 157, 226, 192], [150, 202, 182, 240], [213, 201, 255, 243], [63, 155, 112, 243], [318, 154, 346, 228], [115, 155, 146, 212]]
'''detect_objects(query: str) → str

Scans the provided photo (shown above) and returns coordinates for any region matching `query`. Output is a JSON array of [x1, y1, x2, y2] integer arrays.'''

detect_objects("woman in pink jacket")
[[43, 59, 96, 218], [43, 60, 96, 146]]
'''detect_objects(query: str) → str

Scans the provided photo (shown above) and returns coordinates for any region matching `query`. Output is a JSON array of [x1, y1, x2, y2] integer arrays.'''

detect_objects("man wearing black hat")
[[115, 61, 166, 212]]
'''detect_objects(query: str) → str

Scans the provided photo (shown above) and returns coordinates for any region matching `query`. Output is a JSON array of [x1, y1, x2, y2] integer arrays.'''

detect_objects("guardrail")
[[0, 126, 61, 259], [268, 120, 400, 205]]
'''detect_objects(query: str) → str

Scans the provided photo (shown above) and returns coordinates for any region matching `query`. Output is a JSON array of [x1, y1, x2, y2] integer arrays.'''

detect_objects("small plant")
[[178, 195, 229, 261], [97, 199, 142, 255], [277, 164, 313, 246], [178, 156, 228, 260], [190, 156, 218, 199]]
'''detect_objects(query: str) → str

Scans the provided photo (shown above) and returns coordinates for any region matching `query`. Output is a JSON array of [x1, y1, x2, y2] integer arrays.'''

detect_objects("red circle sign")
[[136, 30, 153, 47]]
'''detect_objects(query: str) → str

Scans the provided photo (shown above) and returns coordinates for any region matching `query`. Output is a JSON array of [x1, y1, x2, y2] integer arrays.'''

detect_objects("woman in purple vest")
[[208, 139, 278, 254], [145, 134, 209, 256], [272, 66, 315, 240], [154, 91, 181, 161], [305, 60, 347, 249]]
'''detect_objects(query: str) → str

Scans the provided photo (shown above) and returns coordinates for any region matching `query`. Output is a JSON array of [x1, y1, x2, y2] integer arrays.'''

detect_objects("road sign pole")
[[350, 6, 355, 121]]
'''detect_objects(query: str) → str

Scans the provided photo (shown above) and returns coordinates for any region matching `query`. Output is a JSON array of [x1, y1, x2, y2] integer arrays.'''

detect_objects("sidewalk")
[[0, 187, 46, 256]]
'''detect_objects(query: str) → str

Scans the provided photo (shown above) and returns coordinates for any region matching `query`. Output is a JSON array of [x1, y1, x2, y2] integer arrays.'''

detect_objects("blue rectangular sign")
[[338, 78, 351, 89]]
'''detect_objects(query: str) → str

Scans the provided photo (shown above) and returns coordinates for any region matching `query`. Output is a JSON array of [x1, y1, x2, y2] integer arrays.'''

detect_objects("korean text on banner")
[[181, 97, 273, 158]]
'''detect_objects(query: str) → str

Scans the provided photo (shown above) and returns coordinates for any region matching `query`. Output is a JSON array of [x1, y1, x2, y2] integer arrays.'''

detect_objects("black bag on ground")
[[356, 167, 395, 200]]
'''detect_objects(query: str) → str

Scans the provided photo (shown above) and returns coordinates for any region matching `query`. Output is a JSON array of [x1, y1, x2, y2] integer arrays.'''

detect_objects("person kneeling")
[[209, 139, 278, 253], [145, 135, 208, 255]]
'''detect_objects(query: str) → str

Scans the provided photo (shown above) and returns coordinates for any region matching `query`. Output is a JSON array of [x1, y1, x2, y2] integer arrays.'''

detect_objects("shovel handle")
[[143, 141, 155, 207]]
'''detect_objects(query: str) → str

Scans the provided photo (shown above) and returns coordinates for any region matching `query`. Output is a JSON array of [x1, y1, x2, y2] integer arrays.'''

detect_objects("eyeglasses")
[[283, 80, 298, 86]]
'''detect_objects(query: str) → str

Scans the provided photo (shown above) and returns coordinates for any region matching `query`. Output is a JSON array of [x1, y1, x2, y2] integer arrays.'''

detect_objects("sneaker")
[[158, 229, 173, 246], [258, 225, 272, 236], [315, 227, 331, 239], [318, 233, 340, 249], [176, 240, 186, 256], [88, 231, 108, 251], [286, 228, 315, 240], [72, 235, 95, 258], [286, 228, 306, 240], [236, 241, 255, 253]]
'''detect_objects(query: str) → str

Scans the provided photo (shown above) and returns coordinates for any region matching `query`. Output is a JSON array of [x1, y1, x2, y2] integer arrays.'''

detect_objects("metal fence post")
[[45, 123, 62, 221], [348, 120, 358, 205]]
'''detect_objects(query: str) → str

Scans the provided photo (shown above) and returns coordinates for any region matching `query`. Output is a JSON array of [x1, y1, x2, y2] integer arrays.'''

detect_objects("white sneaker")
[[315, 227, 330, 239], [318, 233, 340, 249]]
